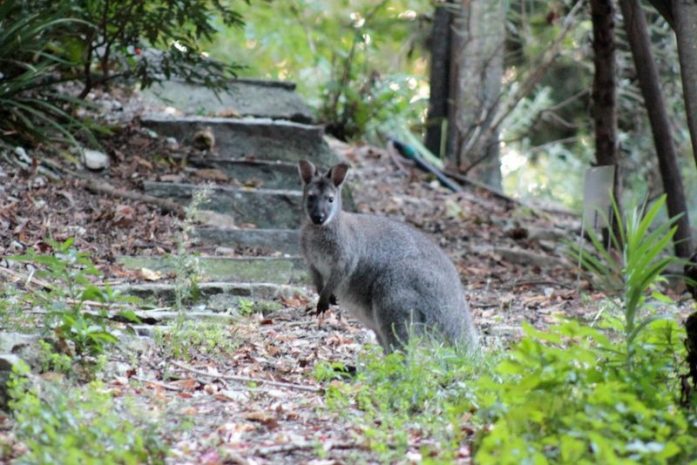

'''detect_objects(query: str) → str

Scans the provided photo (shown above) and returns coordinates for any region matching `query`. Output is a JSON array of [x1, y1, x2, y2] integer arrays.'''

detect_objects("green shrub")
[[475, 196, 696, 464], [8, 362, 167, 465], [237, 298, 281, 316], [475, 321, 696, 465], [38, 340, 74, 375], [209, 0, 430, 142], [570, 195, 684, 357], [312, 360, 352, 382], [0, 2, 93, 146], [1, 0, 244, 146], [16, 0, 244, 96], [11, 238, 140, 357]]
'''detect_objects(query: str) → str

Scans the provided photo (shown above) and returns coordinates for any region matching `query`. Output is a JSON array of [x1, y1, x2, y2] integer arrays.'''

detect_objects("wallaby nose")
[[311, 213, 325, 224]]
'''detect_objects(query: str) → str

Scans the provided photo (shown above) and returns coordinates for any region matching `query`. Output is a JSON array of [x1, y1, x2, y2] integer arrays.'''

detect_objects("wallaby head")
[[298, 160, 349, 226]]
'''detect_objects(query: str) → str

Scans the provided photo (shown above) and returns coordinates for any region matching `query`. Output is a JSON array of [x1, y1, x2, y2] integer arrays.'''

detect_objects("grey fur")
[[298, 160, 479, 352]]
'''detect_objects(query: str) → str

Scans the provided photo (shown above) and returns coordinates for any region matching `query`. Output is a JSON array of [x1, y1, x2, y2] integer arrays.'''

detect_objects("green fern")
[[570, 195, 683, 355]]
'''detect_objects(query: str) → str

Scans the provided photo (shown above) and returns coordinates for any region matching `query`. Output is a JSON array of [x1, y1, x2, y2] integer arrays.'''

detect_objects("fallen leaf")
[[171, 378, 198, 391], [245, 411, 279, 429], [139, 267, 161, 281], [196, 168, 230, 183]]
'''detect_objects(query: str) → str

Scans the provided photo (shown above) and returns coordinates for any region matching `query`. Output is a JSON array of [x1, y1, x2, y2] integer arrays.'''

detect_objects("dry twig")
[[170, 360, 322, 393]]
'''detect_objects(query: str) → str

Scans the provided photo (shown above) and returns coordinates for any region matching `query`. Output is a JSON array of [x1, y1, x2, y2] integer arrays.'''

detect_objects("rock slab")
[[117, 255, 309, 284], [193, 228, 300, 255], [141, 79, 314, 123], [143, 181, 302, 229], [142, 115, 339, 165]]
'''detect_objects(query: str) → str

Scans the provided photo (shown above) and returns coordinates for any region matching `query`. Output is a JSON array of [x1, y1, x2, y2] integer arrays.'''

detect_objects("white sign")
[[583, 165, 616, 232]]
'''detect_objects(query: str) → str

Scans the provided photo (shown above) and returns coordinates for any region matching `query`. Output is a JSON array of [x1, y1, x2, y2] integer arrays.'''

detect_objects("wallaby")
[[298, 160, 479, 352]]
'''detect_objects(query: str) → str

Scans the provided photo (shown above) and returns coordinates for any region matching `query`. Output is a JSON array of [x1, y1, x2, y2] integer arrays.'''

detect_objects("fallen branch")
[[389, 139, 462, 193], [384, 142, 412, 175], [132, 376, 184, 392], [0, 266, 53, 290], [83, 180, 184, 217], [255, 441, 365, 457], [41, 158, 184, 217], [170, 360, 322, 393]]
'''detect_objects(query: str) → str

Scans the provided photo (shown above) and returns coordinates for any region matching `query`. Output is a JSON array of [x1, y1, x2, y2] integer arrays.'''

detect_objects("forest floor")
[[2, 101, 690, 463]]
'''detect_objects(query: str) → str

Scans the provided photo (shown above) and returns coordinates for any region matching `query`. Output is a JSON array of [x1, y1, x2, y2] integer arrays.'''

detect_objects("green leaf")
[[115, 310, 142, 324]]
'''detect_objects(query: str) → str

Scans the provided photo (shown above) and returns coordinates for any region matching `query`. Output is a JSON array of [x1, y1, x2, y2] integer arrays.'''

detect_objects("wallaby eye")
[[328, 196, 334, 203], [308, 194, 317, 201]]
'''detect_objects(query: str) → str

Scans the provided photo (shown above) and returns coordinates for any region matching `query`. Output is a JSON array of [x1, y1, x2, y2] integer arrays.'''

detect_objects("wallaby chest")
[[301, 225, 345, 279]]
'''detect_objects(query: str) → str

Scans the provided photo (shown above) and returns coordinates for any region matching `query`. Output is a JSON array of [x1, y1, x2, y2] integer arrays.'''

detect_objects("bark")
[[684, 311, 697, 402], [425, 4, 454, 158], [673, 0, 697, 299], [590, 0, 620, 203], [591, 0, 622, 245], [447, 0, 505, 190], [673, 0, 697, 170], [618, 0, 693, 259], [646, 0, 675, 27]]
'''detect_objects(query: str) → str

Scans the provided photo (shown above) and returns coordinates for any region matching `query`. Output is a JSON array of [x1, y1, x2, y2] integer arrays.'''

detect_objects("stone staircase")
[[117, 80, 346, 310]]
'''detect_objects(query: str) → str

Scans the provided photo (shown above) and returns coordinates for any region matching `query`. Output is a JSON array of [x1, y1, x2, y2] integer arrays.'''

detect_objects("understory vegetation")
[[8, 364, 168, 465], [319, 316, 694, 464]]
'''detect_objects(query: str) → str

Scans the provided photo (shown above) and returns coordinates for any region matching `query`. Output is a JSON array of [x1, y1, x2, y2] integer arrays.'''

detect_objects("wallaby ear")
[[298, 160, 316, 185], [329, 163, 350, 187]]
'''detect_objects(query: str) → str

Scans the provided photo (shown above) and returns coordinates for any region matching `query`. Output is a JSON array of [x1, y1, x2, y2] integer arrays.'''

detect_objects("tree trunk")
[[425, 4, 454, 158], [590, 0, 620, 204], [646, 0, 675, 27], [446, 0, 505, 190], [672, 0, 697, 170], [591, 0, 621, 246], [618, 0, 693, 259]]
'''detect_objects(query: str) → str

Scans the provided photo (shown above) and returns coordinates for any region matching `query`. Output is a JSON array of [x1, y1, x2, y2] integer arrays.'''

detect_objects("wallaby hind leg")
[[372, 304, 414, 353]]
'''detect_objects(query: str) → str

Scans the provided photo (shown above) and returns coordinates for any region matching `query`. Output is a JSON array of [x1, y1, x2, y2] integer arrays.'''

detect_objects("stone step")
[[143, 181, 302, 229], [181, 159, 357, 210], [142, 115, 338, 165], [192, 228, 300, 255], [117, 255, 309, 284], [140, 79, 314, 123], [187, 158, 300, 190], [114, 281, 303, 304]]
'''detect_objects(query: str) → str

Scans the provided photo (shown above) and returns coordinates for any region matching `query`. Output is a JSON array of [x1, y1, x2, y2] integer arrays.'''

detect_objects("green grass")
[[8, 362, 168, 465], [154, 320, 239, 361], [237, 298, 282, 316], [321, 340, 494, 463]]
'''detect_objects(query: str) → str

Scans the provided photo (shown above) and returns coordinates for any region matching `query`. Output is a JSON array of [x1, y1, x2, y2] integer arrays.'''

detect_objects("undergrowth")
[[154, 320, 239, 361], [7, 361, 168, 464], [10, 237, 140, 360]]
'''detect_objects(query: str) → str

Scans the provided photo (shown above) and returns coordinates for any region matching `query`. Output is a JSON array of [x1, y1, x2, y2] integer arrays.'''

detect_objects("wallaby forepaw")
[[316, 299, 330, 315]]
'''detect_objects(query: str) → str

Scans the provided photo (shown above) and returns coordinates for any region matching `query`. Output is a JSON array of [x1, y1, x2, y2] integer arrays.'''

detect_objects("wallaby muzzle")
[[310, 212, 326, 225]]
